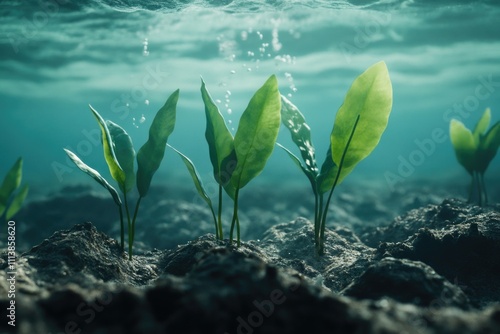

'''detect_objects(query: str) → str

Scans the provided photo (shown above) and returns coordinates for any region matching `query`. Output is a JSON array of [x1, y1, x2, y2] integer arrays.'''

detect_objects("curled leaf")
[[107, 120, 136, 193], [64, 149, 122, 206]]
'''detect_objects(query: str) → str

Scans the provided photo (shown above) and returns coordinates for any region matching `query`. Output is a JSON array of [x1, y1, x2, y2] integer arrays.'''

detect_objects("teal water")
[[1, 0, 499, 196]]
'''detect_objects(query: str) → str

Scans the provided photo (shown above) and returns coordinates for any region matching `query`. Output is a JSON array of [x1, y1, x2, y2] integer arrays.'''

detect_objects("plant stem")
[[218, 184, 224, 239], [229, 188, 240, 245], [475, 172, 482, 206], [129, 196, 142, 260], [315, 193, 323, 250], [318, 114, 360, 255], [480, 173, 488, 205], [209, 204, 219, 240], [467, 175, 474, 203], [118, 204, 124, 252]]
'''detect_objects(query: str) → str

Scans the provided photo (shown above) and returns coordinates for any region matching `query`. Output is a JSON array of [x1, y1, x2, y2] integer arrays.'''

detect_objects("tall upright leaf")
[[90, 105, 126, 187], [280, 95, 318, 178], [450, 119, 476, 175], [107, 121, 136, 193], [5, 184, 29, 220], [477, 121, 500, 174], [473, 108, 491, 144], [201, 78, 236, 198], [0, 158, 22, 217], [320, 61, 392, 192], [137, 89, 179, 197], [231, 75, 281, 189]]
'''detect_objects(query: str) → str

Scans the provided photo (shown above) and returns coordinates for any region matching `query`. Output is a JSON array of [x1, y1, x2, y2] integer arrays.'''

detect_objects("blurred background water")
[[1, 0, 499, 199]]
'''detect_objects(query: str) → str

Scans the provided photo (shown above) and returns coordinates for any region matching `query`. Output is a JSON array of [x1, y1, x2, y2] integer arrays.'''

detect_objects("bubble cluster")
[[142, 38, 149, 56]]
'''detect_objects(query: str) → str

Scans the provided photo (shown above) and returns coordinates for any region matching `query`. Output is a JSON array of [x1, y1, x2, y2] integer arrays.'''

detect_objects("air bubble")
[[230, 70, 236, 74], [140, 115, 146, 123], [227, 108, 232, 114], [145, 99, 150, 105], [216, 99, 222, 104]]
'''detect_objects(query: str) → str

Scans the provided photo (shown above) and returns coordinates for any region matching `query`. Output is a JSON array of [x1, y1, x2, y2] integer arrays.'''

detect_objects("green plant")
[[278, 61, 393, 255], [0, 158, 29, 222], [172, 75, 281, 245], [65, 90, 179, 259], [450, 108, 500, 205]]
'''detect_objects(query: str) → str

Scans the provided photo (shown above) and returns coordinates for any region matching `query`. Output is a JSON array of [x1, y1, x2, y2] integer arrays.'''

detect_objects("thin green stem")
[[318, 114, 360, 255], [218, 184, 224, 240], [118, 204, 124, 252], [229, 188, 240, 245], [467, 174, 474, 203], [209, 203, 219, 239], [236, 214, 241, 247], [475, 172, 482, 206], [480, 173, 488, 205], [316, 193, 323, 250], [129, 196, 142, 260]]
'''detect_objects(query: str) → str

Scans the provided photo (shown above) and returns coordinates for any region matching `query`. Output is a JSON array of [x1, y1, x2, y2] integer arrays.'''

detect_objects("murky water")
[[1, 0, 499, 195]]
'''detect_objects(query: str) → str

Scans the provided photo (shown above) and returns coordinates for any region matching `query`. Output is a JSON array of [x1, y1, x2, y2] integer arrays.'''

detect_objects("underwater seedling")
[[0, 158, 29, 222], [450, 108, 500, 205], [173, 75, 281, 245], [278, 61, 393, 255], [65, 90, 179, 259]]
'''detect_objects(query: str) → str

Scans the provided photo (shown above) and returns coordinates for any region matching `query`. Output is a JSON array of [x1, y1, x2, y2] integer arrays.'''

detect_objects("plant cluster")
[[450, 108, 500, 205], [66, 62, 393, 258], [0, 158, 29, 222], [65, 90, 179, 259]]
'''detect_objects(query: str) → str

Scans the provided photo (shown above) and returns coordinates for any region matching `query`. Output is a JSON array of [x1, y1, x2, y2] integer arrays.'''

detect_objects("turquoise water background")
[[1, 0, 499, 197]]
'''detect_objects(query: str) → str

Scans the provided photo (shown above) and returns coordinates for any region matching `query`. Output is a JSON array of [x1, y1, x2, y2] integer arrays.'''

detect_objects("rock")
[[342, 257, 470, 309]]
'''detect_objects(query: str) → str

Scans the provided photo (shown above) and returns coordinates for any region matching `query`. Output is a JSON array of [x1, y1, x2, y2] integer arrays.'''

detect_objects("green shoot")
[[178, 75, 281, 245], [450, 108, 500, 205], [65, 89, 179, 259], [278, 61, 393, 255], [0, 158, 29, 222]]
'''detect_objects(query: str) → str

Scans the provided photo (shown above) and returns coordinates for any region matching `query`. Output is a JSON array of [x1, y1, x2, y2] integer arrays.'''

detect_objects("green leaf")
[[450, 119, 476, 175], [316, 145, 337, 193], [64, 149, 122, 206], [231, 75, 281, 189], [277, 143, 317, 192], [280, 95, 318, 177], [477, 121, 500, 174], [320, 61, 393, 192], [168, 144, 215, 210], [0, 158, 23, 217], [201, 78, 236, 198], [473, 108, 491, 145], [106, 121, 136, 193], [137, 89, 179, 197], [5, 184, 29, 220], [89, 105, 126, 187]]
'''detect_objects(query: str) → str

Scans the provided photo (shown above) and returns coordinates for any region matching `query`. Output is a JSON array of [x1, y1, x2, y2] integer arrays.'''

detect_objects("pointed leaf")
[[231, 75, 281, 189], [168, 145, 215, 210], [90, 105, 126, 187], [280, 95, 318, 178], [450, 119, 476, 175], [64, 149, 122, 206], [317, 145, 337, 193], [473, 108, 491, 145], [477, 121, 500, 174], [137, 89, 179, 197], [107, 120, 136, 193], [277, 143, 316, 192], [321, 61, 392, 192], [0, 158, 22, 217], [201, 78, 236, 199], [5, 184, 29, 220]]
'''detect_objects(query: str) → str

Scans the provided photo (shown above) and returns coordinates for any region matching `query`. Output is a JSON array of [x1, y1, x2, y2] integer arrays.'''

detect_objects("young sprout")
[[174, 75, 281, 245], [450, 108, 500, 205], [65, 90, 179, 259], [278, 62, 393, 255], [0, 158, 29, 222]]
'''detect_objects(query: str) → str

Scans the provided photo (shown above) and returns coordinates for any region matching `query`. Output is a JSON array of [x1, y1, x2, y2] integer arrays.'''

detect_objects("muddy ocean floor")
[[1, 178, 500, 333]]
